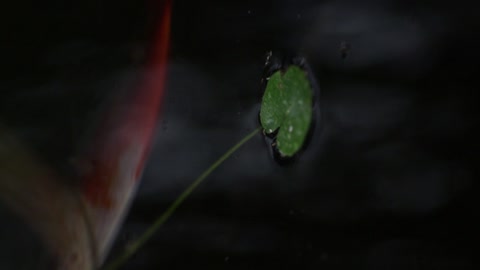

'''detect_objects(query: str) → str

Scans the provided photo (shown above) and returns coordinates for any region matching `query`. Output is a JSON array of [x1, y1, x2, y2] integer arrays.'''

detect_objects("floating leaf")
[[260, 65, 313, 157]]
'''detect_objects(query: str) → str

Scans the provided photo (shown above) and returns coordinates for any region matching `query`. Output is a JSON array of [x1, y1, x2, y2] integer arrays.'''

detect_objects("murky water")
[[1, 0, 479, 269]]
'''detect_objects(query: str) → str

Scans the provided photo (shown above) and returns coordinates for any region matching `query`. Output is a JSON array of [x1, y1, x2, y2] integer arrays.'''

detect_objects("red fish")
[[80, 0, 172, 264], [0, 0, 171, 269]]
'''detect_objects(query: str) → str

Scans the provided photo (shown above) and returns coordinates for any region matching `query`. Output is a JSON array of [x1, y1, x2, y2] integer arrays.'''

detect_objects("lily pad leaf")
[[260, 65, 313, 157]]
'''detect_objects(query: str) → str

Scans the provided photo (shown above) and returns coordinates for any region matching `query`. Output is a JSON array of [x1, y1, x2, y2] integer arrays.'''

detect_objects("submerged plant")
[[0, 1, 314, 268], [103, 61, 315, 270]]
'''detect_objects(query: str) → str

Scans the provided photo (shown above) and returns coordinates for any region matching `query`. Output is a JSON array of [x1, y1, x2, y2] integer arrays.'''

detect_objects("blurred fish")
[[80, 0, 171, 264], [0, 0, 171, 269], [0, 125, 95, 270]]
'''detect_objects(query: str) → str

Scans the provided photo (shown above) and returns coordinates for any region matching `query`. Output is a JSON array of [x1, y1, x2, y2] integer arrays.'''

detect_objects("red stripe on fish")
[[81, 0, 172, 209]]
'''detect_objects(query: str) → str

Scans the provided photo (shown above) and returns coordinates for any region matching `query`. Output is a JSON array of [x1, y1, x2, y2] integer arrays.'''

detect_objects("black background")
[[1, 0, 479, 269]]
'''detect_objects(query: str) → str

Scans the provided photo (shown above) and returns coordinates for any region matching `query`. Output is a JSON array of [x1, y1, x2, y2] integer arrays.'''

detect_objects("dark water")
[[1, 0, 479, 269]]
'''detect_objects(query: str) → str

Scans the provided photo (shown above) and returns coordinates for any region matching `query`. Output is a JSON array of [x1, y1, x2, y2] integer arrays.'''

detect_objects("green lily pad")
[[260, 65, 313, 157]]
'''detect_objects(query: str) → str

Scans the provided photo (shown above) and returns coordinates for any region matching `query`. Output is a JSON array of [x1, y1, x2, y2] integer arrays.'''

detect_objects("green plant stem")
[[102, 127, 262, 270]]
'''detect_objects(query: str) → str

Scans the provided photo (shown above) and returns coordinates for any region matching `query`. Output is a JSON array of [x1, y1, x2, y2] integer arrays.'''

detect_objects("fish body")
[[0, 0, 171, 268]]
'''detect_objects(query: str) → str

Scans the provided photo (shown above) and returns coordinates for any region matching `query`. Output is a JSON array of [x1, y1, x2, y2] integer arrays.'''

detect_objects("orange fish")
[[0, 0, 171, 269]]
